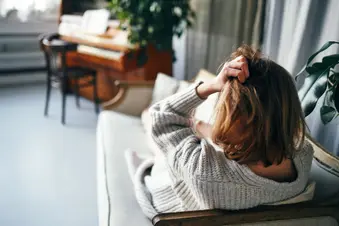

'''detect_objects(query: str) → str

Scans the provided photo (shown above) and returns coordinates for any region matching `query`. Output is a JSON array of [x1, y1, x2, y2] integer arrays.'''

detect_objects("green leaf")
[[323, 90, 334, 106], [176, 30, 183, 38], [299, 70, 329, 117], [328, 72, 339, 88], [305, 54, 339, 79], [107, 0, 195, 65], [191, 10, 196, 18], [136, 48, 148, 67], [323, 54, 339, 66], [296, 41, 339, 78], [299, 69, 329, 101], [306, 62, 328, 74], [126, 51, 134, 59], [320, 106, 336, 124], [335, 86, 339, 112], [333, 72, 339, 80]]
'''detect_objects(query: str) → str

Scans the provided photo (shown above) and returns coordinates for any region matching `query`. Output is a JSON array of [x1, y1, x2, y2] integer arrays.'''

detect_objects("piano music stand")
[[39, 33, 100, 124]]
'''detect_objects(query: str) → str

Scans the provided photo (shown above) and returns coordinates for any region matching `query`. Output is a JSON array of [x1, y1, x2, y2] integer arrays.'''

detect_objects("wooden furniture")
[[152, 202, 339, 226], [58, 0, 172, 104], [63, 35, 172, 103], [39, 33, 99, 124]]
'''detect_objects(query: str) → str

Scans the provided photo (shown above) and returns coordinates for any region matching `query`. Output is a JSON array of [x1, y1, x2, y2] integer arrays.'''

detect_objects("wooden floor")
[[0, 83, 98, 226]]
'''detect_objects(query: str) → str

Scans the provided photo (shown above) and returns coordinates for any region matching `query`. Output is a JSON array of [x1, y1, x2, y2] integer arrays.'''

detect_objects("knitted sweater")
[[132, 85, 314, 219]]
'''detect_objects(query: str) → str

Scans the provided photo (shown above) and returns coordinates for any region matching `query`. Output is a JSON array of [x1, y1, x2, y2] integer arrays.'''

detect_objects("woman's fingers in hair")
[[223, 62, 249, 83], [231, 56, 250, 79], [216, 55, 249, 90], [234, 55, 246, 62], [223, 67, 247, 83]]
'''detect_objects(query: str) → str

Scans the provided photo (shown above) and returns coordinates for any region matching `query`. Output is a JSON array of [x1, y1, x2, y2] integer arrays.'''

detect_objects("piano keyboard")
[[72, 32, 134, 49], [77, 45, 123, 60]]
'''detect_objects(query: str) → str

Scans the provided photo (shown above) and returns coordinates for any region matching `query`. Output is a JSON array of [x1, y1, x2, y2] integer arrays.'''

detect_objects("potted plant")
[[297, 41, 339, 124], [108, 0, 195, 66]]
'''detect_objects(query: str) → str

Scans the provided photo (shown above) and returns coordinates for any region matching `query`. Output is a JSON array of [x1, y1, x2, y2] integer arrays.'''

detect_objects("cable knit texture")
[[133, 85, 314, 219]]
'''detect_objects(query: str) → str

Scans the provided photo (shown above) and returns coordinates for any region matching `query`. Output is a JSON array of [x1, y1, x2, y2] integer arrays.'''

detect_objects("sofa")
[[96, 70, 339, 226]]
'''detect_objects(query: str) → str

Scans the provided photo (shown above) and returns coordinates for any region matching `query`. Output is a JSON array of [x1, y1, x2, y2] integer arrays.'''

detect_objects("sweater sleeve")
[[149, 85, 225, 178]]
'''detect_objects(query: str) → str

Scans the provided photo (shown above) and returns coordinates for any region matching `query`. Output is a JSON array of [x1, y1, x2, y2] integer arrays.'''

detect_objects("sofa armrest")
[[152, 203, 339, 226], [102, 80, 154, 116]]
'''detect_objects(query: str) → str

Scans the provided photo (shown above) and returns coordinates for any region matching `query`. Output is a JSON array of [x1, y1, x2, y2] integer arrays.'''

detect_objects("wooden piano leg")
[[93, 72, 100, 114]]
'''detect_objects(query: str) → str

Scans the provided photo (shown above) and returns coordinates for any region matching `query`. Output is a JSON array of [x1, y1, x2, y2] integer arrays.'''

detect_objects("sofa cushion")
[[97, 111, 153, 226], [148, 70, 219, 125], [143, 73, 192, 156], [305, 136, 339, 204], [141, 108, 152, 134], [176, 80, 192, 93], [149, 70, 218, 125]]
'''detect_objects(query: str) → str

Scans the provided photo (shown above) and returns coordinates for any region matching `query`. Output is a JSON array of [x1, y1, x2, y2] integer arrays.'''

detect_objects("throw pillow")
[[150, 72, 180, 105], [176, 80, 192, 93], [143, 73, 193, 156]]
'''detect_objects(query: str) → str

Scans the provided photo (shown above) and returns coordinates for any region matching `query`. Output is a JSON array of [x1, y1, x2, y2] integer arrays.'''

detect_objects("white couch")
[[96, 70, 339, 226]]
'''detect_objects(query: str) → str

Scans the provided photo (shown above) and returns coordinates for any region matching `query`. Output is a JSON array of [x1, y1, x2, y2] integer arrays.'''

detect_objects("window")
[[0, 0, 60, 72], [0, 0, 60, 22]]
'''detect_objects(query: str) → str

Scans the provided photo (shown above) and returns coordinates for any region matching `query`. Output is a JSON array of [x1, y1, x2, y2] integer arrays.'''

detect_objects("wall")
[[172, 33, 187, 80], [0, 21, 58, 71], [0, 21, 58, 85]]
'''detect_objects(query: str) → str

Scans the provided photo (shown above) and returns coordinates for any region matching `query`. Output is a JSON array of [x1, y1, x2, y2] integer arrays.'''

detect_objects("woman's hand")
[[215, 55, 250, 90], [196, 56, 250, 99]]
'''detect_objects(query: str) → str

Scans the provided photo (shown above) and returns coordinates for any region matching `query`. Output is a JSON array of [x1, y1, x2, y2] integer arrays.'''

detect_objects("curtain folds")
[[185, 0, 265, 79], [263, 0, 339, 156], [0, 0, 60, 22], [263, 0, 333, 75]]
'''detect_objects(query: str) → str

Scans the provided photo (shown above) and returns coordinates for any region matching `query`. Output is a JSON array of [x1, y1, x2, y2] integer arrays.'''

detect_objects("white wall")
[[0, 21, 57, 85], [173, 32, 187, 80], [0, 21, 58, 34], [0, 72, 46, 86]]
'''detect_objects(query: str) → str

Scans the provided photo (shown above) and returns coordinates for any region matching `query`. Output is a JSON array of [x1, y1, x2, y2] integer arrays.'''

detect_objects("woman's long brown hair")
[[211, 45, 306, 166]]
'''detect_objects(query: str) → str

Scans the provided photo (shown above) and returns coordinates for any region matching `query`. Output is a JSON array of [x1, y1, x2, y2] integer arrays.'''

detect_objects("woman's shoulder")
[[291, 139, 314, 179], [296, 139, 314, 159]]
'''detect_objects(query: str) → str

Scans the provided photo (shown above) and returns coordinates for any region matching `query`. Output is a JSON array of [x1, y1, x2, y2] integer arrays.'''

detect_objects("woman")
[[130, 45, 313, 219]]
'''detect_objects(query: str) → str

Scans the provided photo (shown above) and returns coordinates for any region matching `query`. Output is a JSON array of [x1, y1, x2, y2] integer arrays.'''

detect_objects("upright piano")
[[58, 0, 172, 103]]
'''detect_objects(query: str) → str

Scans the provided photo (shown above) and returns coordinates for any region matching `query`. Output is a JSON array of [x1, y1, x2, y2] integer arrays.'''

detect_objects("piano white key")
[[77, 45, 123, 60]]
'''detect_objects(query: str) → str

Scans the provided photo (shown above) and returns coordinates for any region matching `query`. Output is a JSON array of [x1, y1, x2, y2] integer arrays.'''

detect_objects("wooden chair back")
[[39, 33, 77, 76]]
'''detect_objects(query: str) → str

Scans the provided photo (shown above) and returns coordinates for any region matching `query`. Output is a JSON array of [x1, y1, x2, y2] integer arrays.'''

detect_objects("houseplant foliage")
[[108, 0, 195, 65], [297, 41, 339, 124]]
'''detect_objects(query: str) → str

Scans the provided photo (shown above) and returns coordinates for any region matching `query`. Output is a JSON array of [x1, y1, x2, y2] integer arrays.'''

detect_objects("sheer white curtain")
[[0, 0, 60, 72], [263, 0, 339, 155], [263, 0, 339, 75], [0, 0, 60, 22], [184, 0, 265, 80]]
